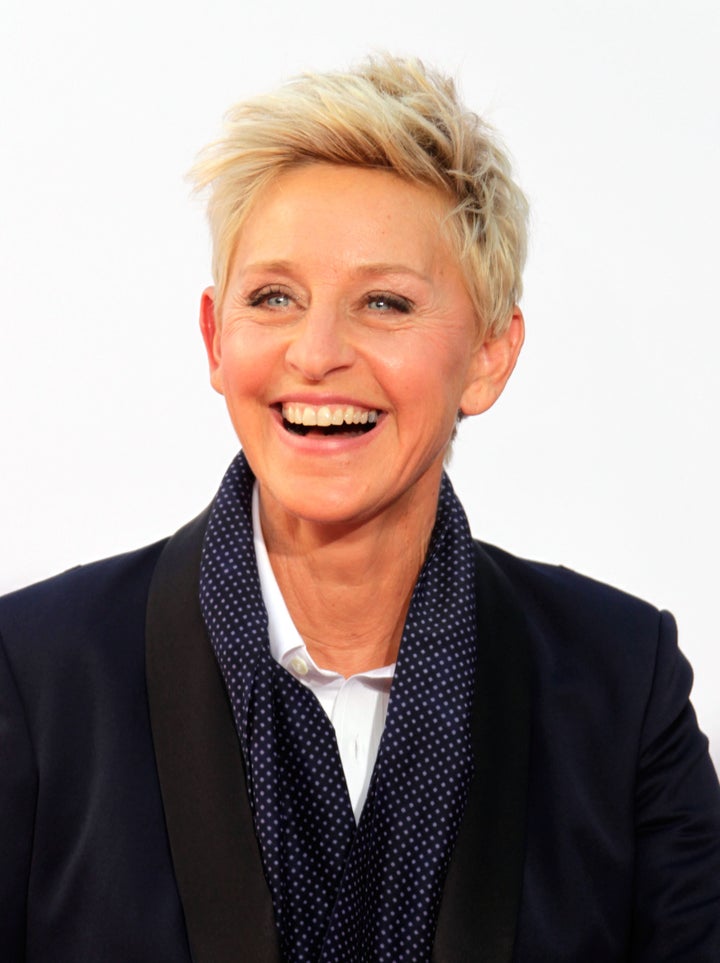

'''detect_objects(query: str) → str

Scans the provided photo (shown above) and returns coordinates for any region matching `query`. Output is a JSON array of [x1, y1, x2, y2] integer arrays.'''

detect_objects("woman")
[[1, 56, 719, 962]]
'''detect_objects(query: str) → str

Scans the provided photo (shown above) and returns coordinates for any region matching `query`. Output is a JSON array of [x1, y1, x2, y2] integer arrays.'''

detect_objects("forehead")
[[230, 163, 459, 278]]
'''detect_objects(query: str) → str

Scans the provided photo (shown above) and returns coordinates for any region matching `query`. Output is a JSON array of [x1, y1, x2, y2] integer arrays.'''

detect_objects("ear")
[[199, 286, 225, 395], [459, 306, 525, 416]]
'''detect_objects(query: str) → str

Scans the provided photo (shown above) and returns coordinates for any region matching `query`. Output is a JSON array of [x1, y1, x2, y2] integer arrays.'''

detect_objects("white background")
[[1, 0, 718, 766]]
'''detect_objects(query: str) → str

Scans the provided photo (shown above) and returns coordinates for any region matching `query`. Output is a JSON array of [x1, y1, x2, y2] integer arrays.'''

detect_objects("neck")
[[259, 486, 440, 677]]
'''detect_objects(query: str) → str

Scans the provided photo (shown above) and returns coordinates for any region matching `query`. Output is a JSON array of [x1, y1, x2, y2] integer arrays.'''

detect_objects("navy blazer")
[[1, 508, 719, 962]]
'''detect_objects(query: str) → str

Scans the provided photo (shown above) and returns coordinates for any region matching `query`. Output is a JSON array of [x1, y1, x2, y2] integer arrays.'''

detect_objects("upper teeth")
[[282, 403, 379, 427]]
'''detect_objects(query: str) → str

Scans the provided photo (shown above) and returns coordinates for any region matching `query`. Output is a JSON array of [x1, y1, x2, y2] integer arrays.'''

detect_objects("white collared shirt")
[[252, 486, 394, 821]]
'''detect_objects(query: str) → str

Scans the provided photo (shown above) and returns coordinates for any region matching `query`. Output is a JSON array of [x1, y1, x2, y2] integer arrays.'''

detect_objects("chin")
[[268, 484, 380, 528]]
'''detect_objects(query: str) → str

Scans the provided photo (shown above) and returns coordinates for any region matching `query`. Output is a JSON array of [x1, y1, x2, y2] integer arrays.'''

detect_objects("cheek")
[[219, 330, 282, 394], [383, 334, 470, 400]]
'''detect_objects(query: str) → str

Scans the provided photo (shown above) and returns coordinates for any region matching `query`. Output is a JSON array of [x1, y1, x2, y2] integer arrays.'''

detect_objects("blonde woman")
[[1, 56, 719, 962]]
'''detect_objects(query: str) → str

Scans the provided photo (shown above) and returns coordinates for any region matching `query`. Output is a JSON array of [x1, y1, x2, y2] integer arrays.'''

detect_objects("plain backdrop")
[[1, 0, 718, 767]]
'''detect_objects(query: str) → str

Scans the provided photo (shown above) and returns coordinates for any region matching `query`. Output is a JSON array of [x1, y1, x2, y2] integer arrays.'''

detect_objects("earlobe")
[[460, 306, 525, 416], [199, 286, 225, 395]]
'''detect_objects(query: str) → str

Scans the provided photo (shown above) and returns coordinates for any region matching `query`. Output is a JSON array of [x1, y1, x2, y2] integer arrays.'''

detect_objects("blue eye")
[[366, 293, 412, 313], [249, 287, 292, 308], [266, 292, 290, 308]]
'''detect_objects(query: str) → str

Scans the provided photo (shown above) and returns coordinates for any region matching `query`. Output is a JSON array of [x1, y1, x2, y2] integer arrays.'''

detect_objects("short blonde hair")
[[190, 55, 528, 336]]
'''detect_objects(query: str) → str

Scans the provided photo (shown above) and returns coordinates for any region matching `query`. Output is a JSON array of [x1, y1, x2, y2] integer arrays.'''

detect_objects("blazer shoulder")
[[0, 506, 211, 668], [0, 539, 168, 629], [476, 538, 660, 621], [473, 538, 668, 686], [0, 540, 173, 685]]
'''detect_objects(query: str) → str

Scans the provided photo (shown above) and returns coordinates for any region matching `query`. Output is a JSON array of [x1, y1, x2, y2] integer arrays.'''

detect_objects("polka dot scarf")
[[199, 452, 477, 961]]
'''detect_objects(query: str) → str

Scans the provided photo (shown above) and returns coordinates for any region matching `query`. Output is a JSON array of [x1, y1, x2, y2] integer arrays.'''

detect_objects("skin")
[[201, 163, 524, 676]]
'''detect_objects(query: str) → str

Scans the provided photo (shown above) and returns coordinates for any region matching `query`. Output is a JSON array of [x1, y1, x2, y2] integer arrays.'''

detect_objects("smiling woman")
[[1, 54, 719, 963], [199, 163, 519, 553]]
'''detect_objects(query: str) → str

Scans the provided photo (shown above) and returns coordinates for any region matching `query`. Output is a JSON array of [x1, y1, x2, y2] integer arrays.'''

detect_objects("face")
[[201, 163, 522, 533]]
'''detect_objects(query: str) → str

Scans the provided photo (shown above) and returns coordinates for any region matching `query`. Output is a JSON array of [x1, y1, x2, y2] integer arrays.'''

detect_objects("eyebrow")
[[239, 260, 433, 285], [353, 262, 433, 285]]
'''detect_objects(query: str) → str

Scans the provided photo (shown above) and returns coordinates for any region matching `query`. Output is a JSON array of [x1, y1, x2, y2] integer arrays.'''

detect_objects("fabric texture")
[[199, 452, 478, 961], [252, 483, 394, 820], [2, 496, 720, 960]]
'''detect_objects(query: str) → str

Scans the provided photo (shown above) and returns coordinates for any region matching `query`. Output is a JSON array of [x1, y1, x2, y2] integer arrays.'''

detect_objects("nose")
[[285, 305, 356, 382]]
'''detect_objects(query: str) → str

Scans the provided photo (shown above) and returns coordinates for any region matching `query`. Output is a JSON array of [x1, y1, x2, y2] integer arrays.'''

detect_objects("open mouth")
[[279, 402, 380, 437]]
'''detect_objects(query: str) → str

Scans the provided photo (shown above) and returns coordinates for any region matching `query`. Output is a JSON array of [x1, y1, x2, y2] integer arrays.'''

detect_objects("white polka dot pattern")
[[199, 453, 478, 961]]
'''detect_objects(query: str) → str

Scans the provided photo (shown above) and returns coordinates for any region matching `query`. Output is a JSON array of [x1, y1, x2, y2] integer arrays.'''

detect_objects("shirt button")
[[289, 655, 309, 676]]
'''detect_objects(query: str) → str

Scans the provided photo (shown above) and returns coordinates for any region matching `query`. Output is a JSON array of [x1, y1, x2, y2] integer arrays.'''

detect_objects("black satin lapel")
[[433, 541, 531, 963], [145, 508, 281, 963]]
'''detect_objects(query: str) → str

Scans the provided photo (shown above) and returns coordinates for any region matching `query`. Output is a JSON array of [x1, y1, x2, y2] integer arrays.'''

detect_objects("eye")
[[248, 286, 293, 309], [365, 292, 413, 313]]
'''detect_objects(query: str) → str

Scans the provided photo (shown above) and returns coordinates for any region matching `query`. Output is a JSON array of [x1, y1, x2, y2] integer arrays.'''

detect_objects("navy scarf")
[[199, 452, 477, 961]]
